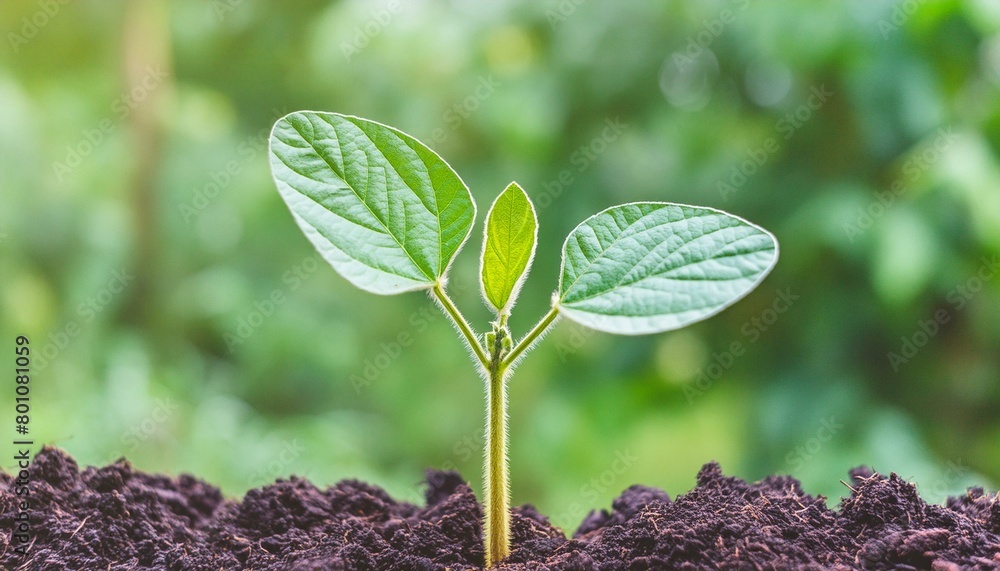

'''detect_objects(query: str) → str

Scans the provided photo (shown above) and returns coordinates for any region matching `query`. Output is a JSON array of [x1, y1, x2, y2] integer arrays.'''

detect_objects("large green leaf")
[[480, 182, 538, 315], [557, 203, 778, 335], [269, 111, 476, 295]]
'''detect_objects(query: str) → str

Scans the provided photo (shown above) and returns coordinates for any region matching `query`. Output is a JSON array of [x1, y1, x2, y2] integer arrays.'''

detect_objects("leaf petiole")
[[432, 282, 489, 367], [502, 305, 560, 369]]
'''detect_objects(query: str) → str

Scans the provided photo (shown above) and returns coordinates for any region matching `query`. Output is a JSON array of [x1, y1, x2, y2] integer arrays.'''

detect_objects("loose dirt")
[[2, 447, 998, 570]]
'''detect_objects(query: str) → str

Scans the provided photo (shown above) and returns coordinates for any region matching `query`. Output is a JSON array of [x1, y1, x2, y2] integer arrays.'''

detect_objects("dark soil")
[[2, 447, 999, 570]]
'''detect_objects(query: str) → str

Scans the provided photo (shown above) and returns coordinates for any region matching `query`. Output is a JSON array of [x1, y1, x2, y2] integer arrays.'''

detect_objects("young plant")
[[268, 112, 779, 566]]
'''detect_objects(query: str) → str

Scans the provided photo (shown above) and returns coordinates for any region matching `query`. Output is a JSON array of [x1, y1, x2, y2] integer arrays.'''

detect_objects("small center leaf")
[[480, 182, 538, 315]]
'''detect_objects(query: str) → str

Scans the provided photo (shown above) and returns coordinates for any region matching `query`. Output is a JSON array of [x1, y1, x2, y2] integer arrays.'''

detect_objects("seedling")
[[268, 112, 779, 566]]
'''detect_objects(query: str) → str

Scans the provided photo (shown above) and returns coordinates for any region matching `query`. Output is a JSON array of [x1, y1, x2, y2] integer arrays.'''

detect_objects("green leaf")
[[480, 182, 538, 315], [556, 202, 778, 335], [269, 111, 476, 295]]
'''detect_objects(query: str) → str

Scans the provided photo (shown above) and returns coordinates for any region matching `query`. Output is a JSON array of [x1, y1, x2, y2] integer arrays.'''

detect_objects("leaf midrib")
[[561, 209, 770, 306], [560, 205, 678, 301], [485, 188, 533, 306], [597, 225, 758, 297], [349, 118, 445, 277], [286, 116, 435, 282]]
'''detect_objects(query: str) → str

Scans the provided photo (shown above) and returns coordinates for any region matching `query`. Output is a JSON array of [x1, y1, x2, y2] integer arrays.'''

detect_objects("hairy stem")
[[433, 294, 557, 566], [502, 306, 560, 369], [432, 283, 488, 366], [483, 306, 559, 564], [484, 373, 509, 563], [484, 326, 510, 566]]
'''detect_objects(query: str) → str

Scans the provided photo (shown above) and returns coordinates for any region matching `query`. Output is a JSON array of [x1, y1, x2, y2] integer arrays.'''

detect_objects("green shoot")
[[268, 111, 779, 567]]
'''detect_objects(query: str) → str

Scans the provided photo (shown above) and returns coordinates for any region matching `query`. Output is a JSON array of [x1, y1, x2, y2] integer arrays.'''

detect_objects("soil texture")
[[2, 447, 999, 570]]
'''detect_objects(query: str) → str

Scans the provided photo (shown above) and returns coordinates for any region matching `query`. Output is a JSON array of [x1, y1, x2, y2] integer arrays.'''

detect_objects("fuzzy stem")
[[484, 358, 509, 566], [432, 282, 511, 564], [482, 307, 560, 565], [502, 306, 559, 369]]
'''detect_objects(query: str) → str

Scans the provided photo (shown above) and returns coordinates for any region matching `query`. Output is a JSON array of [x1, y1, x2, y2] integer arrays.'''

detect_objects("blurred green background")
[[2, 0, 999, 532]]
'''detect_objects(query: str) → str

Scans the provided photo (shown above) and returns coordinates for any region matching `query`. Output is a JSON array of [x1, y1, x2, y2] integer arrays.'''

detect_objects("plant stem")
[[483, 307, 559, 566], [502, 306, 560, 369], [432, 283, 488, 366], [484, 344, 509, 567], [483, 321, 518, 565], [432, 293, 557, 566]]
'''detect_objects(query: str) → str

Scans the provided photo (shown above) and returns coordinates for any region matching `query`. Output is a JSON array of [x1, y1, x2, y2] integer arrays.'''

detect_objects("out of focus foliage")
[[1, 0, 998, 530]]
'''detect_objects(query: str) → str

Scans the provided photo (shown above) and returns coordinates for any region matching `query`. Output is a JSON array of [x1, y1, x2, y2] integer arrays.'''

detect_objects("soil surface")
[[1, 447, 998, 570]]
